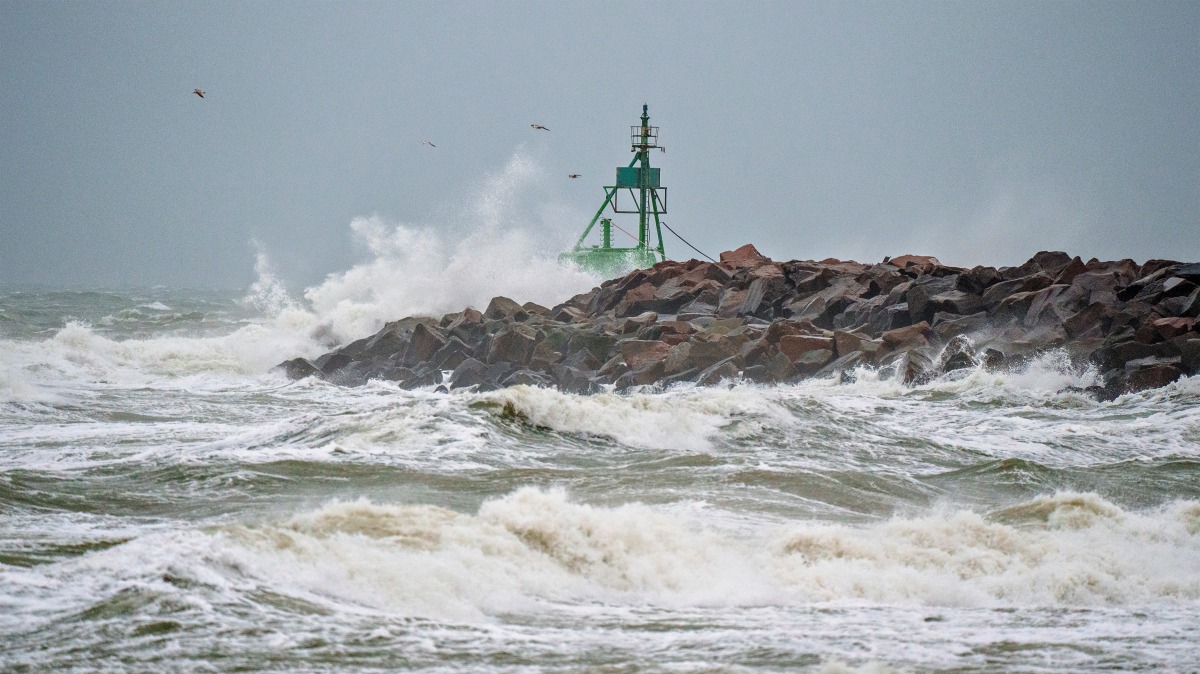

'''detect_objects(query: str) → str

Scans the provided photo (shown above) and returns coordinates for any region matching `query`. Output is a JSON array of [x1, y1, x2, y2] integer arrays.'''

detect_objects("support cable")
[[661, 221, 717, 263], [609, 220, 641, 244]]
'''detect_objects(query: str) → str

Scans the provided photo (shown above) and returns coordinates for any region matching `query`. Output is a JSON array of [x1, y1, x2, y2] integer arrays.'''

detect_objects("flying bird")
[[568, 174, 581, 179], [421, 140, 436, 148], [530, 123, 549, 131], [193, 89, 205, 98]]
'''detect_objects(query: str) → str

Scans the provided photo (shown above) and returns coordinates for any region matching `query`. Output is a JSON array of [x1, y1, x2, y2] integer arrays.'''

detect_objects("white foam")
[[193, 489, 1200, 623], [479, 383, 793, 451], [137, 302, 172, 311], [214, 488, 770, 621], [820, 347, 1099, 400], [771, 492, 1200, 606], [815, 661, 906, 674], [5, 486, 1198, 664], [0, 351, 54, 403], [27, 319, 321, 382], [767, 360, 1200, 467]]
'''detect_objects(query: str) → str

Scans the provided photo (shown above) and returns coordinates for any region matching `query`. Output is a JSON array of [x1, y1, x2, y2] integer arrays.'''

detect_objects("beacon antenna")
[[559, 104, 668, 276]]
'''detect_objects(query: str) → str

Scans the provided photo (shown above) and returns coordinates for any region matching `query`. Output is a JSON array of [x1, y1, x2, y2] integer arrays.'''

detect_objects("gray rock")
[[939, 335, 977, 373], [402, 323, 448, 366], [450, 358, 487, 389], [906, 276, 957, 324], [696, 358, 740, 385], [792, 348, 834, 375], [816, 351, 863, 381], [1175, 262, 1200, 283], [278, 357, 320, 380], [551, 364, 594, 393], [484, 296, 526, 320], [896, 349, 937, 385], [615, 360, 667, 390], [1179, 338, 1200, 373], [486, 324, 538, 365], [502, 369, 553, 388], [315, 352, 353, 376], [983, 274, 1053, 309], [932, 311, 989, 341], [926, 290, 984, 318]]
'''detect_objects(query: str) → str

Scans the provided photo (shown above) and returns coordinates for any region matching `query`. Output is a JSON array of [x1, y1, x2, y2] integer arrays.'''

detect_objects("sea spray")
[[300, 151, 600, 344], [241, 247, 302, 317]]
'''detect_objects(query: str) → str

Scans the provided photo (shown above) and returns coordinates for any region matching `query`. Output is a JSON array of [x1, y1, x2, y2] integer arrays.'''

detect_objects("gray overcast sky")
[[2, 1, 1197, 289]]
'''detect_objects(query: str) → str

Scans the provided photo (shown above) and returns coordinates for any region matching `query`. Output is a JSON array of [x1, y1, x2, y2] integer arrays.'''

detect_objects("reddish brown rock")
[[716, 288, 748, 318], [881, 321, 934, 350], [1063, 302, 1114, 339], [719, 243, 771, 269], [620, 340, 673, 369], [1054, 257, 1088, 285], [888, 254, 941, 274], [1152, 317, 1197, 341], [1124, 362, 1184, 392], [749, 263, 786, 279], [688, 336, 743, 371], [792, 348, 834, 375], [833, 330, 871, 358], [779, 334, 835, 362]]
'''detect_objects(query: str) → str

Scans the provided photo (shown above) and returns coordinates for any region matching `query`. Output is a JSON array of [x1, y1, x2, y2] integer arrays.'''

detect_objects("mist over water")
[[2, 155, 1199, 670]]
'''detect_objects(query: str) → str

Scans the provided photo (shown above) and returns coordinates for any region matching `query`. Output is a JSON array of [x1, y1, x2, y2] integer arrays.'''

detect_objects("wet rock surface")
[[278, 244, 1200, 399]]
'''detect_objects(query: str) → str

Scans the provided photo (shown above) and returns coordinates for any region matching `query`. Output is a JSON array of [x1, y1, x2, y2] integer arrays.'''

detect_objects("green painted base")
[[558, 247, 663, 278]]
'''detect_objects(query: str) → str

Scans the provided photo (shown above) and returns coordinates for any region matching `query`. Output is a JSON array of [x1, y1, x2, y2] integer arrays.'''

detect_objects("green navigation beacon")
[[559, 104, 668, 276]]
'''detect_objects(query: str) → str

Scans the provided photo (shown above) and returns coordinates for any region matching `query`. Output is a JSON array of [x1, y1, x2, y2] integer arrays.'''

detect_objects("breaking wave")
[[91, 489, 1199, 623]]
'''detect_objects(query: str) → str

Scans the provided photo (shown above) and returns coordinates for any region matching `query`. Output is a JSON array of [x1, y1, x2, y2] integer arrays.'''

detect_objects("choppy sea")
[[2, 279, 1199, 673]]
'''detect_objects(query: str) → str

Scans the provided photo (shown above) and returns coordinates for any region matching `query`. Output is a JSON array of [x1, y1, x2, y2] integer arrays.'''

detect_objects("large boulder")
[[484, 296, 527, 321], [278, 357, 320, 380], [905, 276, 957, 324], [402, 323, 448, 366], [486, 324, 538, 365], [620, 339, 673, 369], [779, 334, 835, 362], [720, 244, 771, 269]]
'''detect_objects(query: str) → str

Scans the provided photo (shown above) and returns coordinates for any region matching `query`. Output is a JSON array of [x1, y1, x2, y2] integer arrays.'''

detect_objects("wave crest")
[[209, 489, 1200, 620]]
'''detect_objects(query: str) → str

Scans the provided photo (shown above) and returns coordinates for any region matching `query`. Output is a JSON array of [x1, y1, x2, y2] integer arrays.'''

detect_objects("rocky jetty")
[[279, 245, 1200, 399]]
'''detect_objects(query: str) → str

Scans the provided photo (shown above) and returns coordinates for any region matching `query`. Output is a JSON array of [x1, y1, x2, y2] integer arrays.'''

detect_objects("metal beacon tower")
[[559, 105, 668, 276]]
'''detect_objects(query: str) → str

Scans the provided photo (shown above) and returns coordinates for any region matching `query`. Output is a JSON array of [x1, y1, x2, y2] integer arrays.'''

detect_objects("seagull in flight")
[[530, 123, 549, 131], [421, 140, 436, 148], [193, 89, 205, 98], [568, 174, 581, 179]]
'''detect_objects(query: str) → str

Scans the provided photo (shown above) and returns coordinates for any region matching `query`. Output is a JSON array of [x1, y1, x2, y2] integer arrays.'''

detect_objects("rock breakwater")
[[279, 245, 1200, 399]]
